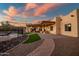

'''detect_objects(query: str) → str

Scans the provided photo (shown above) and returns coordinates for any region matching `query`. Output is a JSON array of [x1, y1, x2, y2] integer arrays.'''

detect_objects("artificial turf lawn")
[[23, 34, 41, 44]]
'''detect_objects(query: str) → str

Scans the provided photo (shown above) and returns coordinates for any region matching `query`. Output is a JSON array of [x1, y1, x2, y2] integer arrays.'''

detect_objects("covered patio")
[[26, 21, 55, 34]]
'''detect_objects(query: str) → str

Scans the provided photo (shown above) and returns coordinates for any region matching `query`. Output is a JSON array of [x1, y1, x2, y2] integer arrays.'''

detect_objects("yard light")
[[68, 24, 71, 27]]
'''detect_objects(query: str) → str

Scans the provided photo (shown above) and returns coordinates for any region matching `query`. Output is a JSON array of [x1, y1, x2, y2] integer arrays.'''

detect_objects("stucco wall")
[[77, 9, 79, 37], [50, 17, 61, 35], [50, 17, 56, 34], [49, 24, 56, 34], [61, 9, 78, 37]]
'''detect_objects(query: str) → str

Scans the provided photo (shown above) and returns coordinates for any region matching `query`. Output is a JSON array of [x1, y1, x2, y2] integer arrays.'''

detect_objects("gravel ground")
[[0, 33, 22, 42]]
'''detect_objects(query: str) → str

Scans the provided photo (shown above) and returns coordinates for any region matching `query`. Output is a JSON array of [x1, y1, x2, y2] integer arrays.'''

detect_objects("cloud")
[[2, 3, 62, 22], [4, 16, 15, 21], [25, 3, 38, 10], [33, 3, 61, 16], [3, 6, 18, 21], [3, 6, 17, 17]]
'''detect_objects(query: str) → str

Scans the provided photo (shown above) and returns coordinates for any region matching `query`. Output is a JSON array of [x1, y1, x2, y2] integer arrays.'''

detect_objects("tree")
[[1, 21, 10, 31]]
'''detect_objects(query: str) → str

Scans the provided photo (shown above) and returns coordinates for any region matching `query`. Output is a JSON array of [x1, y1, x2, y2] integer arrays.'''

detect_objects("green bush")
[[23, 34, 41, 44]]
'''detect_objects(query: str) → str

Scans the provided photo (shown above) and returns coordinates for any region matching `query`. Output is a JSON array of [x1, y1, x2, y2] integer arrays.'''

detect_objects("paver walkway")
[[27, 39, 55, 56]]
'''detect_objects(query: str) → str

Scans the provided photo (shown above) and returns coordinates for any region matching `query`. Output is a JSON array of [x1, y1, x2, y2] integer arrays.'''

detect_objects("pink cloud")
[[25, 3, 38, 10], [2, 3, 62, 21], [33, 3, 61, 16], [17, 3, 62, 17], [3, 6, 18, 21], [3, 6, 17, 17]]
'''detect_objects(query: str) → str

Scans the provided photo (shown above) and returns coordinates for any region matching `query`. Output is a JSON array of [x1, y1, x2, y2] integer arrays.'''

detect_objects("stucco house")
[[26, 9, 79, 37], [50, 9, 79, 37]]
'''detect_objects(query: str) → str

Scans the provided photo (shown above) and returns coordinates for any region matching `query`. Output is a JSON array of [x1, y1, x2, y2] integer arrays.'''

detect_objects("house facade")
[[59, 9, 79, 37], [50, 9, 79, 37], [26, 9, 79, 37]]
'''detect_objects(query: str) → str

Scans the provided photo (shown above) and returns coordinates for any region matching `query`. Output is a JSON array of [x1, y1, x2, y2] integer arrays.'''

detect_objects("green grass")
[[23, 34, 41, 44]]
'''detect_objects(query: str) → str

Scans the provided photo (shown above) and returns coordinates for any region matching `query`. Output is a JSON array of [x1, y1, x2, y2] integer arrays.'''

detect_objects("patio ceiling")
[[26, 21, 55, 27]]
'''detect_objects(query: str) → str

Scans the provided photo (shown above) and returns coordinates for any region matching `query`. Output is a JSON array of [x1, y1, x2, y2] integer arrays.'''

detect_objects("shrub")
[[23, 34, 41, 44]]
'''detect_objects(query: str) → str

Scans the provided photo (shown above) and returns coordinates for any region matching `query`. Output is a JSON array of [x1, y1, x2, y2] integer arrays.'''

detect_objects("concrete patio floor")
[[38, 33, 79, 56]]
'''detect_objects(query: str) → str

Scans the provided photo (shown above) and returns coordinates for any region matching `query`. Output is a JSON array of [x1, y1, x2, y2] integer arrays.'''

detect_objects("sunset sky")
[[0, 3, 79, 22]]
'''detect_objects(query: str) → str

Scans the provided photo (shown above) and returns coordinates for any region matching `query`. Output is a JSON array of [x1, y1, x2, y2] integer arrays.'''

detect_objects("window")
[[71, 15, 74, 17], [50, 26, 53, 31], [65, 23, 71, 31]]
